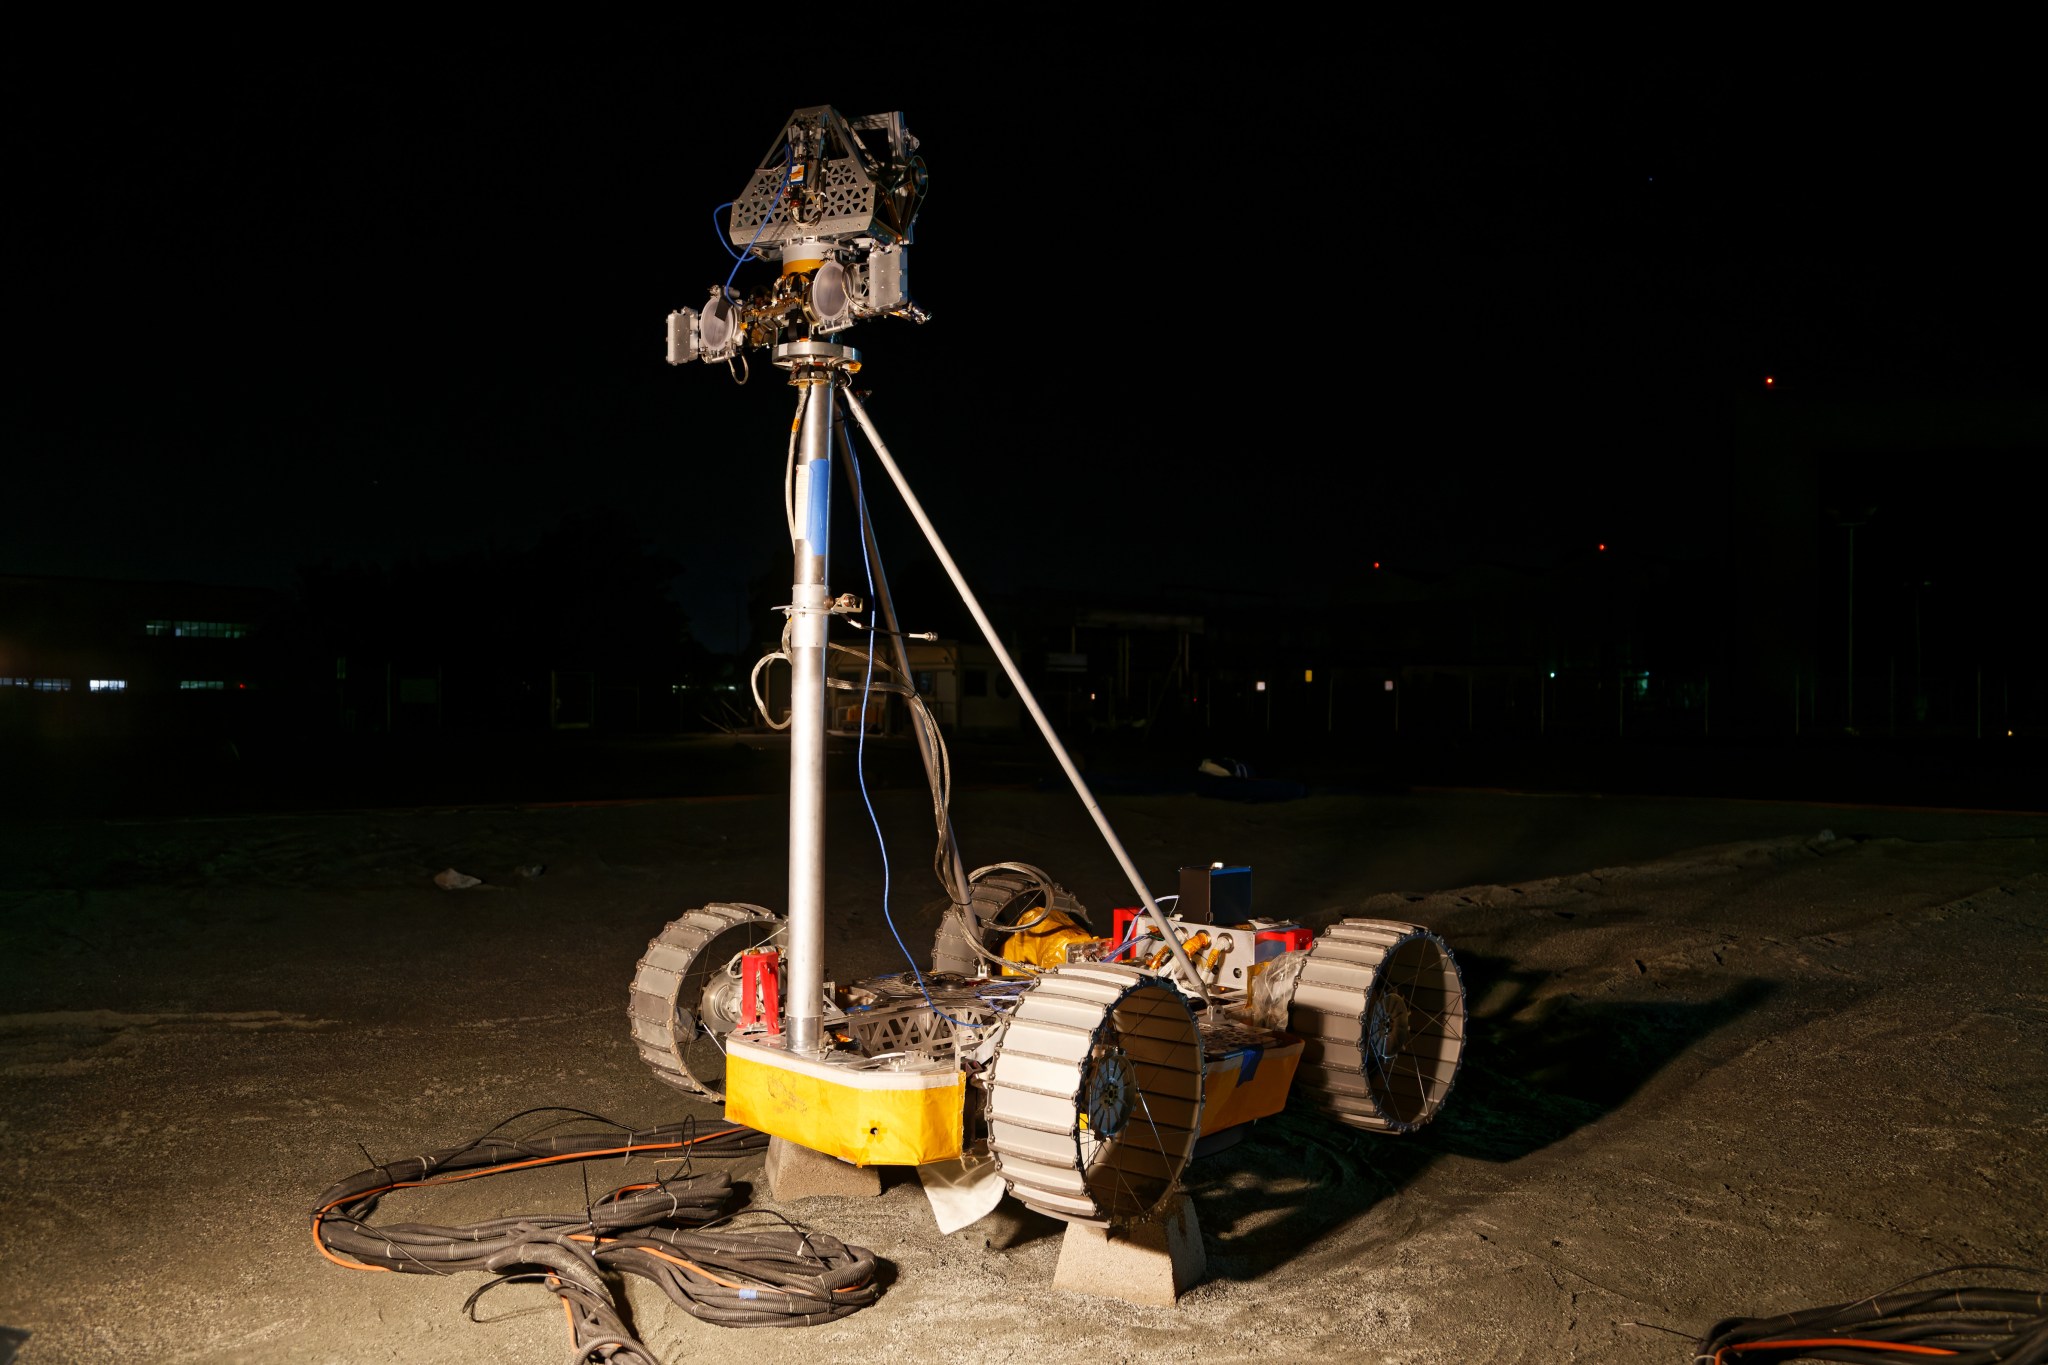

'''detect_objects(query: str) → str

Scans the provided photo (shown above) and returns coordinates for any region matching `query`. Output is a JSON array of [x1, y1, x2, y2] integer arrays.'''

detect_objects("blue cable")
[[722, 145, 795, 297], [847, 435, 975, 1028], [710, 202, 745, 261], [1100, 893, 1180, 961]]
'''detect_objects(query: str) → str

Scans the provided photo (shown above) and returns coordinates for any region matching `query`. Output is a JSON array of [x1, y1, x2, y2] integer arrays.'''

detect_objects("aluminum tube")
[[839, 388, 1209, 1002], [833, 401, 970, 908], [785, 377, 835, 1052]]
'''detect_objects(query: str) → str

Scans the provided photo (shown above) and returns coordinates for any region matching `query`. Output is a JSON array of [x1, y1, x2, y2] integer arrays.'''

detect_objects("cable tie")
[[357, 1139, 396, 1191]]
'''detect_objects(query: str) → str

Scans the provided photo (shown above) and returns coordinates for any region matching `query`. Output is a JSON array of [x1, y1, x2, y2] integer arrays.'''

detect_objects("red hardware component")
[[740, 949, 781, 1034], [1111, 906, 1155, 961]]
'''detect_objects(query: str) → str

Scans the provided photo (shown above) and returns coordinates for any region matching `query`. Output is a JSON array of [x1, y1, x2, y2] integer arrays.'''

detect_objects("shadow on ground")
[[1187, 954, 1778, 1280]]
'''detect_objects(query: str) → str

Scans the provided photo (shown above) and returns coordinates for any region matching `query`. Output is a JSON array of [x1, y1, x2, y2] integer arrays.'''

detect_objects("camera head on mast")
[[668, 106, 928, 369]]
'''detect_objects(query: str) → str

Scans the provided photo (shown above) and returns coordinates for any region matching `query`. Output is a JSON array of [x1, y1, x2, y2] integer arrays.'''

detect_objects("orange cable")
[[569, 1233, 755, 1293], [615, 1243, 754, 1290], [311, 1216, 393, 1272], [1715, 1340, 1958, 1362], [576, 1234, 868, 1296], [318, 1130, 741, 1217], [602, 1182, 660, 1203], [312, 1128, 746, 1270]]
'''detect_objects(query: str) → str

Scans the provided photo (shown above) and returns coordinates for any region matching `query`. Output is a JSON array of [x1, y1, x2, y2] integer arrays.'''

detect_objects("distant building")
[[0, 575, 279, 740], [903, 640, 1022, 735]]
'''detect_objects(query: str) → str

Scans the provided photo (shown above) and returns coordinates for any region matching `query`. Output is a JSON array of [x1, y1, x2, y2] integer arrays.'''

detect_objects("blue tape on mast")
[[806, 459, 831, 556]]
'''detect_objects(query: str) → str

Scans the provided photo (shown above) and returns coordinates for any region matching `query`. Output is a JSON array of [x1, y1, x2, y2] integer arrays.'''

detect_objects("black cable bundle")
[[590, 1219, 882, 1328], [311, 1109, 881, 1363], [1695, 1264, 2048, 1363]]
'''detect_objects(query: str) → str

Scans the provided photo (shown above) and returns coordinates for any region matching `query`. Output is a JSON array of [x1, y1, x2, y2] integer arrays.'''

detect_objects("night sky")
[[12, 44, 2042, 653]]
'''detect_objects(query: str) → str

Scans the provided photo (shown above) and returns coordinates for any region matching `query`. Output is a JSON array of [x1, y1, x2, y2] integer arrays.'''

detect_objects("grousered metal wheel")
[[984, 962, 1203, 1226], [627, 903, 782, 1102], [1288, 919, 1467, 1133], [930, 861, 1090, 977]]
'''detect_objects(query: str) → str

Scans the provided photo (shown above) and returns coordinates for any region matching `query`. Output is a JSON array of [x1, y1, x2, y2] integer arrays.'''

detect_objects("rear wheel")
[[931, 862, 1091, 977], [627, 903, 783, 1102]]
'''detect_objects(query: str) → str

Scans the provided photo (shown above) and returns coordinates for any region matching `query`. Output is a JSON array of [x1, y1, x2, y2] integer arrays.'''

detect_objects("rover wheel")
[[1287, 919, 1467, 1133], [984, 963, 1203, 1226], [930, 862, 1091, 977], [627, 903, 783, 1102]]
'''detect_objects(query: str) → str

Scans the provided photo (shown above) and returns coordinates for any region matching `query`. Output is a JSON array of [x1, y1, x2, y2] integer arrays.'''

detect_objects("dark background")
[[6, 37, 2044, 809]]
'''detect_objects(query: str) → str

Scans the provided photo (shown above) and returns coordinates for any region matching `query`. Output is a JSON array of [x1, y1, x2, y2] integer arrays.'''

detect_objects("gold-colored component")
[[1149, 930, 1209, 972], [999, 906, 1098, 976], [782, 257, 824, 275]]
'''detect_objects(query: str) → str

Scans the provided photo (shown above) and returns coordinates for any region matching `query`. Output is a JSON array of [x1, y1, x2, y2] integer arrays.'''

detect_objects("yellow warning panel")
[[725, 1036, 965, 1167], [1199, 1035, 1303, 1136]]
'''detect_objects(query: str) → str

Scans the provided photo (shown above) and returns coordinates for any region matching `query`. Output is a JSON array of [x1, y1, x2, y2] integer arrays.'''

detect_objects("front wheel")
[[984, 962, 1203, 1226], [1286, 919, 1467, 1134]]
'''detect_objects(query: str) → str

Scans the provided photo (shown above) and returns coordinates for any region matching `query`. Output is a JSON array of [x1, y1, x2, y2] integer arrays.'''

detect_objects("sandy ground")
[[1, 786, 2044, 1363]]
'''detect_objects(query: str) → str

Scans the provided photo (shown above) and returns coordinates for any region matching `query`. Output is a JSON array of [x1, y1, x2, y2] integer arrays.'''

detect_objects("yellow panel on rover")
[[1200, 1034, 1304, 1136], [724, 1036, 965, 1167]]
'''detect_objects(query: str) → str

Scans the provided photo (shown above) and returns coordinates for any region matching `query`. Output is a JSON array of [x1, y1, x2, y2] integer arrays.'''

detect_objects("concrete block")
[[764, 1136, 883, 1200], [1051, 1191, 1205, 1305]]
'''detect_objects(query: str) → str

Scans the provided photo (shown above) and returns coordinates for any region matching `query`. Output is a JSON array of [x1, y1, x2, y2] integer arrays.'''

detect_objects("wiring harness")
[[313, 1109, 881, 1362], [1694, 1265, 2048, 1363]]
